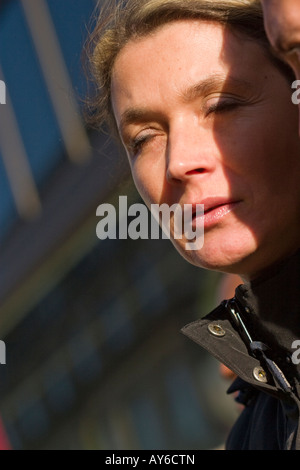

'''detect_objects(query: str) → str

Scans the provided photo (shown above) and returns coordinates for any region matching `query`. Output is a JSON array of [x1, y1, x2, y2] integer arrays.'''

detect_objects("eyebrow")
[[118, 75, 252, 136], [181, 75, 252, 101], [119, 108, 160, 137]]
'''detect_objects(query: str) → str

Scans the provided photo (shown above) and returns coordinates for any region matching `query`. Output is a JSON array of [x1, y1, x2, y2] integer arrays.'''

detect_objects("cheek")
[[220, 116, 292, 188], [130, 158, 167, 206]]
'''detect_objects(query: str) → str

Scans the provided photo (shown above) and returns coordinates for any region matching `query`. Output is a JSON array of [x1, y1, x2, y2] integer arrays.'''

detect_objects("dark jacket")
[[182, 250, 300, 450]]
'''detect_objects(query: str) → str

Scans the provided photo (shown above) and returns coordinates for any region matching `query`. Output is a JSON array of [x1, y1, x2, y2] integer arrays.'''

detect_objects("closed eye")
[[127, 126, 167, 158], [128, 133, 153, 156], [206, 100, 241, 115]]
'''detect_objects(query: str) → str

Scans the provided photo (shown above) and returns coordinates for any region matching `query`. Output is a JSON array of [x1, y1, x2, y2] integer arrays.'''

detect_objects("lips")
[[201, 197, 236, 212], [191, 197, 241, 228]]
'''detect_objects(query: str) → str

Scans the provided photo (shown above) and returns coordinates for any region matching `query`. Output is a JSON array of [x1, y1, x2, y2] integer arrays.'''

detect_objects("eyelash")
[[206, 100, 239, 115], [129, 134, 152, 155]]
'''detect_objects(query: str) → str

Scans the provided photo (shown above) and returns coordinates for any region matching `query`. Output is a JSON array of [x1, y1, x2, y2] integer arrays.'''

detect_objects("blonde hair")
[[85, 0, 294, 133]]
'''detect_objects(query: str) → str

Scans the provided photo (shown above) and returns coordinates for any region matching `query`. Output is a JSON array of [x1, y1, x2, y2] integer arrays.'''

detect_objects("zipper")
[[225, 297, 292, 394]]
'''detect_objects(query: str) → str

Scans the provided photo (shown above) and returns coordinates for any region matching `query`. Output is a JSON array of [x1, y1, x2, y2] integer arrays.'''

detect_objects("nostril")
[[186, 168, 206, 175], [166, 166, 207, 183]]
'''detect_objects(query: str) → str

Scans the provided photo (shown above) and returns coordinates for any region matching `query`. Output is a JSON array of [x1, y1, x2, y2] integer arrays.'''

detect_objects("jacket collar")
[[182, 249, 300, 398]]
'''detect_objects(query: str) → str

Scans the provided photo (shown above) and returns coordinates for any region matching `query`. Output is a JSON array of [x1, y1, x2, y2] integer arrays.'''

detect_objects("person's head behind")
[[260, 0, 300, 79], [86, 0, 300, 281], [260, 0, 300, 131]]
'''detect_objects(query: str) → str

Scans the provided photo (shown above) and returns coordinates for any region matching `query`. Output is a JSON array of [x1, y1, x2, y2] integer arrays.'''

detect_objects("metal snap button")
[[207, 323, 226, 337], [253, 366, 268, 383]]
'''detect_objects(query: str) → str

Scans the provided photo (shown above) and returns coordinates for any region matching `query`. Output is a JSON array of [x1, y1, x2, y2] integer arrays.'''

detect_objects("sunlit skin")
[[111, 20, 300, 281], [261, 0, 300, 130]]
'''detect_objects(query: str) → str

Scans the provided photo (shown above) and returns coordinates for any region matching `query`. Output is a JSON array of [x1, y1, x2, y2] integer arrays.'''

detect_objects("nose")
[[166, 125, 216, 183]]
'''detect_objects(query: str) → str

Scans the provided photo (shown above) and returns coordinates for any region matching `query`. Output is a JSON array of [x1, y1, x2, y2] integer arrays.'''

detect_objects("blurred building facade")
[[0, 0, 238, 450]]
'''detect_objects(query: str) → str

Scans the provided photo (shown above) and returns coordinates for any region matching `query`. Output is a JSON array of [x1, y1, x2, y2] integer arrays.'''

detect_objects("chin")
[[172, 236, 258, 276]]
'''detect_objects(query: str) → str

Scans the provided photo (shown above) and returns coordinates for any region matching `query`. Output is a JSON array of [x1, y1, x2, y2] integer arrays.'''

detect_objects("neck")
[[235, 248, 300, 351]]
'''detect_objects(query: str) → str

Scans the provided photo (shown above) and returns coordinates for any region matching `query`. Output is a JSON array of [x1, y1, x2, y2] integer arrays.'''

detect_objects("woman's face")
[[111, 20, 300, 280]]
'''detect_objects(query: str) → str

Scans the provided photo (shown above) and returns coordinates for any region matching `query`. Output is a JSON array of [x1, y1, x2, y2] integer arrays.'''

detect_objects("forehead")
[[112, 21, 227, 86], [111, 20, 269, 109], [113, 20, 240, 76]]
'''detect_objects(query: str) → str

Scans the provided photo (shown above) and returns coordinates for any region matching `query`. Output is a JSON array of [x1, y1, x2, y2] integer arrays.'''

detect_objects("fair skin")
[[111, 20, 300, 281]]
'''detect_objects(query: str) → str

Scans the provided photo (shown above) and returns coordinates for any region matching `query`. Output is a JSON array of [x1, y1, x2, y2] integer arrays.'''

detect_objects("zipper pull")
[[225, 298, 292, 393]]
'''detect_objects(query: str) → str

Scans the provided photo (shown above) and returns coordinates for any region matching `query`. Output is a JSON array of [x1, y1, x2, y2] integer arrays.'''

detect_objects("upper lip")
[[189, 197, 240, 216]]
